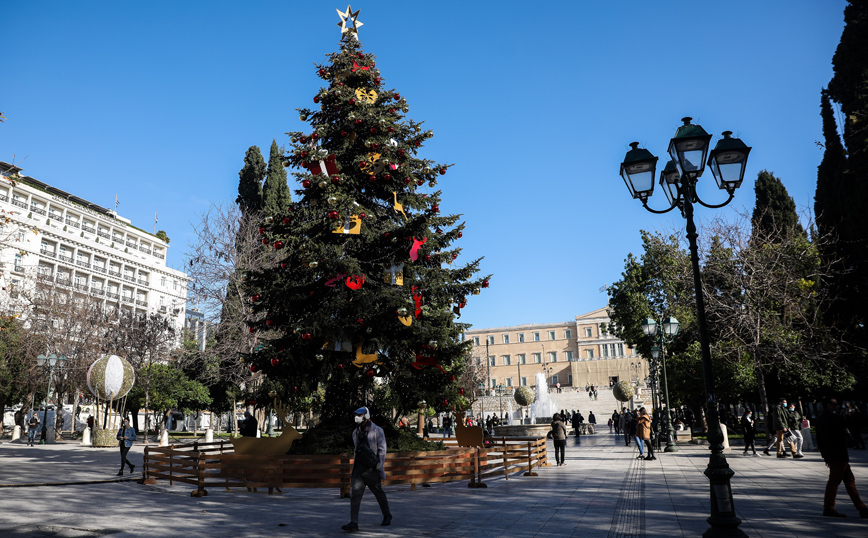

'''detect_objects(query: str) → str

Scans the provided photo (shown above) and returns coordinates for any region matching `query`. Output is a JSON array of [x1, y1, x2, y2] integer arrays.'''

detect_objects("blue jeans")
[[350, 467, 389, 524], [444, 428, 452, 438], [635, 436, 645, 455], [28, 429, 38, 445]]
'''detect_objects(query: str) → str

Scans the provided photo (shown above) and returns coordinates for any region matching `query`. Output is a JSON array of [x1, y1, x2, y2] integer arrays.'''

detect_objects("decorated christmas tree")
[[244, 7, 490, 438]]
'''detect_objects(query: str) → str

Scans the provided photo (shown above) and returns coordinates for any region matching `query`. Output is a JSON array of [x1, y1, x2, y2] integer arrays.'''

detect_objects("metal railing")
[[155, 253, 165, 260], [138, 278, 149, 286], [59, 255, 74, 264], [126, 240, 137, 248], [76, 261, 90, 269], [82, 225, 96, 234], [123, 275, 135, 283], [49, 212, 63, 221], [91, 288, 105, 296], [97, 231, 110, 239], [105, 292, 119, 299], [0, 194, 8, 202], [108, 270, 122, 277], [40, 248, 56, 258], [139, 246, 151, 254], [121, 296, 134, 303], [65, 218, 80, 228], [31, 206, 46, 216], [12, 199, 27, 209], [92, 266, 106, 274], [135, 299, 147, 307]]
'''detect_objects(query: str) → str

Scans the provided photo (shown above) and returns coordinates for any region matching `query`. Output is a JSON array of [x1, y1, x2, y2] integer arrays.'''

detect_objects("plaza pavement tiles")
[[0, 432, 866, 537]]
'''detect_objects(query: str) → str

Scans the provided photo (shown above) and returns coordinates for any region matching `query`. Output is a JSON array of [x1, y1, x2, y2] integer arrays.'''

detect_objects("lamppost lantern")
[[667, 117, 712, 180], [659, 160, 681, 206], [641, 318, 657, 337], [620, 142, 659, 201], [708, 131, 751, 193], [651, 345, 661, 360], [662, 316, 681, 337]]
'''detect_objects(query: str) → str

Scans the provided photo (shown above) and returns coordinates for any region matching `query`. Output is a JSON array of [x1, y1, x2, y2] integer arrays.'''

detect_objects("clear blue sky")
[[1, 1, 848, 330]]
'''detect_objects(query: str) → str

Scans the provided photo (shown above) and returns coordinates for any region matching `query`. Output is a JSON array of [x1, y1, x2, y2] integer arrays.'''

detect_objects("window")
[[564, 351, 573, 361], [603, 345, 609, 358], [532, 353, 541, 364], [520, 377, 527, 386], [568, 374, 573, 385], [618, 343, 625, 357], [533, 332, 540, 342], [490, 378, 496, 388], [564, 329, 572, 339], [487, 335, 494, 345], [502, 334, 509, 344], [552, 375, 559, 385], [586, 349, 595, 359], [473, 336, 480, 346], [548, 330, 556, 340], [610, 344, 617, 357], [173, 280, 178, 291], [548, 351, 557, 363], [489, 356, 496, 367], [14, 253, 22, 271], [585, 327, 593, 338], [161, 276, 167, 287], [518, 333, 524, 343], [502, 355, 511, 366], [506, 378, 513, 387], [518, 354, 526, 365]]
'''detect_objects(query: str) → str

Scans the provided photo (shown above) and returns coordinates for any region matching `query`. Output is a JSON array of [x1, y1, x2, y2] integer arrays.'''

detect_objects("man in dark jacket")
[[816, 398, 868, 518], [773, 398, 800, 458]]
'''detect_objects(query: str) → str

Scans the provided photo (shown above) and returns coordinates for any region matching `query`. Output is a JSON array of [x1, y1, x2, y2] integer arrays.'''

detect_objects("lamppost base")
[[664, 442, 679, 453]]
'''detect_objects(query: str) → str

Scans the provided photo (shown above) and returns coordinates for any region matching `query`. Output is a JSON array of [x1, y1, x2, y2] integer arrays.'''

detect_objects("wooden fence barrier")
[[141, 436, 547, 497]]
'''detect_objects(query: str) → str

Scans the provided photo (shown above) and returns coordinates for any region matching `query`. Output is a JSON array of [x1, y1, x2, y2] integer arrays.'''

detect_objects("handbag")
[[354, 442, 379, 470], [783, 430, 795, 443]]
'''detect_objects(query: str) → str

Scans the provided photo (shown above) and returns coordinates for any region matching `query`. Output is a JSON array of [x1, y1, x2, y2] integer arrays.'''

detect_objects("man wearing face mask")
[[774, 398, 800, 459], [342, 406, 391, 532], [786, 402, 805, 458]]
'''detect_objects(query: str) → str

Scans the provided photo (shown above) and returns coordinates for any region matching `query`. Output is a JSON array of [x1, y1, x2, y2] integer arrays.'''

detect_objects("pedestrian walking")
[[787, 403, 805, 457], [116, 417, 136, 476], [623, 411, 634, 447], [612, 410, 621, 435], [550, 413, 568, 466], [342, 406, 391, 532], [635, 407, 654, 459], [443, 414, 453, 438], [27, 412, 39, 446], [816, 398, 868, 519], [741, 409, 758, 456]]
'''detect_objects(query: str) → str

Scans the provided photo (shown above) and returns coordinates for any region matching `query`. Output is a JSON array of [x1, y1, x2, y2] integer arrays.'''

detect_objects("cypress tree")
[[751, 170, 803, 239], [815, 90, 847, 234], [237, 146, 265, 214], [262, 140, 292, 214]]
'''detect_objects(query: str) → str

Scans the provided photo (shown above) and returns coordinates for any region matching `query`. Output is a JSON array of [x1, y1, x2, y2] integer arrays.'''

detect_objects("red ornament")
[[431, 205, 440, 213], [318, 68, 325, 77], [349, 98, 356, 105], [258, 227, 265, 235], [250, 364, 257, 372], [436, 228, 442, 234], [482, 280, 490, 288], [383, 232, 390, 237], [398, 149, 405, 156], [270, 358, 280, 366], [311, 133, 318, 139], [358, 53, 364, 58], [301, 333, 312, 340], [442, 399, 448, 407], [338, 363, 345, 370], [440, 168, 446, 175], [383, 173, 391, 181], [294, 386, 299, 392], [414, 140, 421, 147], [371, 143, 379, 150], [355, 119, 363, 124], [425, 255, 431, 262], [302, 179, 312, 188], [389, 127, 394, 133], [375, 77, 381, 83], [337, 81, 344, 86], [328, 211, 339, 219], [416, 179, 424, 186], [459, 388, 465, 395], [389, 108, 395, 113], [403, 177, 411, 184], [452, 253, 458, 260], [261, 238, 269, 245], [266, 319, 273, 326], [366, 369, 375, 378], [274, 241, 284, 249], [341, 131, 348, 137], [251, 294, 260, 302], [457, 231, 463, 238], [356, 318, 365, 325], [280, 263, 287, 269], [459, 301, 466, 308], [332, 175, 341, 184], [369, 175, 377, 182], [301, 151, 308, 158], [394, 93, 400, 101], [248, 327, 255, 333], [300, 137, 307, 144], [313, 96, 319, 103], [370, 128, 377, 134], [359, 161, 368, 169], [282, 217, 290, 224], [359, 212, 367, 219]]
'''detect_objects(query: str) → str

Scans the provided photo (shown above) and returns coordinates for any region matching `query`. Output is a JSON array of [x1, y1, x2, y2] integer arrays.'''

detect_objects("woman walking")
[[636, 408, 655, 460], [741, 409, 758, 456], [550, 413, 568, 466]]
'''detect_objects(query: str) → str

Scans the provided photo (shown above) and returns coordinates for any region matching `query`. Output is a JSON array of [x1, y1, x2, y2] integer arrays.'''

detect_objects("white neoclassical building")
[[0, 161, 188, 334]]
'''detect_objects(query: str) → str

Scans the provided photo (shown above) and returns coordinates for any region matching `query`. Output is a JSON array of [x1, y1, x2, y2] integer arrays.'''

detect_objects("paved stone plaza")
[[1, 433, 866, 537]]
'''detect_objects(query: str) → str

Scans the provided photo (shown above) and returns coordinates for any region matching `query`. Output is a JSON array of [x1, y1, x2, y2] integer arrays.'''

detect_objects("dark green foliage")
[[243, 35, 490, 423], [0, 316, 31, 419], [751, 171, 803, 239], [155, 230, 170, 244], [263, 140, 292, 214], [126, 363, 211, 414], [288, 417, 444, 455], [237, 146, 266, 214]]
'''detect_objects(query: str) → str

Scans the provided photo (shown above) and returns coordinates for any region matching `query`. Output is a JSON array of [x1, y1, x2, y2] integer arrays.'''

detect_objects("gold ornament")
[[354, 88, 377, 104], [318, 180, 328, 188], [309, 261, 319, 268], [315, 354, 324, 361], [327, 196, 338, 206]]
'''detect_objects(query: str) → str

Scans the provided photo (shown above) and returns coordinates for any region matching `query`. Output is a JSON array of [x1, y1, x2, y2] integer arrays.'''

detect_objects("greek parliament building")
[[464, 307, 647, 392], [0, 161, 189, 334]]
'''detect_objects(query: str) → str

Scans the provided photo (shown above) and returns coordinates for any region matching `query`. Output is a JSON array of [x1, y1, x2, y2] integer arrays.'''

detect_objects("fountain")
[[530, 372, 558, 422], [492, 374, 559, 437]]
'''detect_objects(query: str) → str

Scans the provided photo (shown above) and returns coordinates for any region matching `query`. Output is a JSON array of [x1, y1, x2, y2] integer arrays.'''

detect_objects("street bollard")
[[81, 428, 91, 446], [205, 428, 214, 443], [159, 428, 169, 447], [720, 423, 730, 451], [12, 425, 21, 441]]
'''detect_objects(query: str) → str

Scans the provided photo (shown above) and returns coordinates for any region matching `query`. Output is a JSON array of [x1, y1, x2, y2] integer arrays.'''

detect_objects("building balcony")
[[125, 240, 137, 248], [39, 248, 56, 258], [65, 218, 81, 229], [55, 277, 71, 287], [97, 231, 110, 239], [12, 199, 27, 209], [82, 225, 96, 234], [30, 205, 47, 216], [139, 246, 151, 255], [154, 253, 165, 260], [0, 194, 8, 202], [13, 263, 23, 273], [92, 265, 106, 274], [91, 287, 104, 296], [112, 236, 124, 244], [49, 212, 64, 221], [135, 299, 147, 307], [121, 296, 134, 304], [73, 283, 88, 291], [108, 270, 122, 277], [105, 292, 119, 300], [137, 278, 148, 286], [59, 255, 74, 264], [76, 261, 91, 269], [123, 275, 135, 283]]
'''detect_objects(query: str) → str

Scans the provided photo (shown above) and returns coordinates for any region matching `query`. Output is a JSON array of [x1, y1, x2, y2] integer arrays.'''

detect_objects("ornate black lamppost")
[[36, 353, 66, 444], [620, 117, 751, 538], [642, 317, 680, 453]]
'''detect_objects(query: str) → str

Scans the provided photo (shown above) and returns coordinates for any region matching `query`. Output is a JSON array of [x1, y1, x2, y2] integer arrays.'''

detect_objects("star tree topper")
[[336, 5, 363, 37]]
